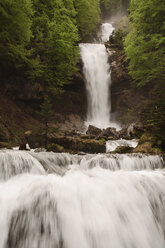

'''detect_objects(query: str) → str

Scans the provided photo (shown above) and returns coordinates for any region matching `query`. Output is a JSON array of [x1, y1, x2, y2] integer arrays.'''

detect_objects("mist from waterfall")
[[80, 23, 120, 129]]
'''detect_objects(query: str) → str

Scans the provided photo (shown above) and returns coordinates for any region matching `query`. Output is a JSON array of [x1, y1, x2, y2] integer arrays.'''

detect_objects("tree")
[[0, 0, 33, 77], [38, 95, 53, 149], [124, 0, 165, 86], [31, 0, 79, 95], [124, 0, 165, 146], [74, 0, 101, 41]]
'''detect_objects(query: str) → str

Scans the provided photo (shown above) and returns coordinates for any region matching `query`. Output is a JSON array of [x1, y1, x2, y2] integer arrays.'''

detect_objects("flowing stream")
[[80, 23, 120, 129], [0, 150, 165, 247]]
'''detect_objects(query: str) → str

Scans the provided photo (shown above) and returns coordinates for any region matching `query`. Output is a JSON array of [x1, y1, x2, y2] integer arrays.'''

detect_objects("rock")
[[49, 135, 106, 153], [127, 123, 135, 137], [133, 143, 162, 155], [19, 143, 30, 151], [47, 144, 65, 153], [112, 146, 133, 154], [81, 139, 106, 153], [0, 142, 12, 149], [25, 132, 45, 149], [0, 127, 8, 142], [34, 148, 47, 152], [127, 123, 144, 138], [86, 125, 102, 137], [77, 152, 86, 155], [117, 127, 128, 139], [98, 127, 118, 139], [139, 133, 154, 145]]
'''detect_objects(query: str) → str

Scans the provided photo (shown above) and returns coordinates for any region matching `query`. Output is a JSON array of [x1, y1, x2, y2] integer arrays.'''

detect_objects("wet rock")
[[34, 148, 47, 152], [24, 131, 45, 149], [133, 143, 162, 155], [117, 127, 128, 139], [0, 126, 8, 142], [19, 144, 30, 151], [86, 125, 102, 137], [112, 146, 133, 154], [77, 152, 86, 155], [127, 123, 144, 138], [0, 142, 11, 149], [99, 127, 118, 139], [47, 144, 65, 153], [49, 136, 106, 153]]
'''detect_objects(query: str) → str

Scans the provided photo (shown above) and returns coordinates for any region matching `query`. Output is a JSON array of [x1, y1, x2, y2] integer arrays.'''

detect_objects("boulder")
[[49, 136, 106, 153], [19, 143, 30, 151], [133, 143, 162, 155], [86, 125, 102, 137], [112, 146, 133, 154], [0, 142, 11, 149], [47, 144, 65, 153], [117, 127, 128, 139], [127, 123, 144, 138], [34, 148, 47, 152], [99, 127, 118, 139]]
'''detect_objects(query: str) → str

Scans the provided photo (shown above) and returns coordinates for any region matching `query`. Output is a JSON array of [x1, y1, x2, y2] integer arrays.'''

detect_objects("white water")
[[106, 139, 138, 152], [0, 150, 165, 247], [101, 23, 115, 42], [80, 23, 120, 130]]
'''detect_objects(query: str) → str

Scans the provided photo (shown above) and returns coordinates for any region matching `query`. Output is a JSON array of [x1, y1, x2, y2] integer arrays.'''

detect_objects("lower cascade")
[[0, 150, 165, 248]]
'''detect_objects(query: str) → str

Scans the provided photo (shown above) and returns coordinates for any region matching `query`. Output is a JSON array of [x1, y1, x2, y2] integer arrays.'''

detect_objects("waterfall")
[[106, 139, 139, 152], [0, 150, 165, 247], [80, 23, 120, 129]]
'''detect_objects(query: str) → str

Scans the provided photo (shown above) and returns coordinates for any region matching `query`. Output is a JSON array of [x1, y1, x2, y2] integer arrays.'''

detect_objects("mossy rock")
[[0, 142, 12, 149], [139, 133, 155, 145], [0, 127, 8, 142], [49, 136, 106, 153], [133, 142, 162, 154], [112, 146, 133, 154], [47, 144, 65, 153]]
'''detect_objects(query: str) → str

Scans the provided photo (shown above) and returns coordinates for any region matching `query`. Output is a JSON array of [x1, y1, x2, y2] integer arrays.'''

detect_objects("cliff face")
[[0, 62, 87, 146], [106, 43, 149, 126]]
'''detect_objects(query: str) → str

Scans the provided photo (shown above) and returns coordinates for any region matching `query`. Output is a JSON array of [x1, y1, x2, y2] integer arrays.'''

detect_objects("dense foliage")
[[74, 0, 101, 41], [124, 0, 165, 147], [0, 0, 33, 82], [0, 0, 130, 97], [0, 0, 106, 95], [100, 0, 129, 15]]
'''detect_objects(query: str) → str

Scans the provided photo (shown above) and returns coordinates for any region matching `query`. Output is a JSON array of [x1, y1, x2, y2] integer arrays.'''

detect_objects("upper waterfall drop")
[[101, 23, 115, 43], [80, 23, 120, 130]]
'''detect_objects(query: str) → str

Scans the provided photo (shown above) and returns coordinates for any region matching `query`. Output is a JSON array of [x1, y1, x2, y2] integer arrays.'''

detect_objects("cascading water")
[[0, 149, 165, 247], [80, 23, 120, 129], [0, 20, 164, 248]]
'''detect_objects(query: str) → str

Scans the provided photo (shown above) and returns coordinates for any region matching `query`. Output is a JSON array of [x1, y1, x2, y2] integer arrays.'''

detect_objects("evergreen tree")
[[0, 0, 33, 79], [74, 0, 101, 41], [38, 95, 53, 149], [124, 0, 165, 86], [31, 0, 79, 94], [124, 0, 165, 145]]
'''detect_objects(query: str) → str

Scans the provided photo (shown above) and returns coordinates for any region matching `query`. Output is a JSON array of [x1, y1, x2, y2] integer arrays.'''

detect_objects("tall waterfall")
[[0, 149, 165, 247], [80, 23, 119, 129]]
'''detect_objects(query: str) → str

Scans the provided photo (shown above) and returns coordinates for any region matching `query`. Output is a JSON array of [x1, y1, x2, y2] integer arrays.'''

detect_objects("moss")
[[47, 144, 65, 153], [49, 136, 106, 153], [0, 142, 12, 149], [112, 146, 133, 154], [133, 142, 162, 154], [139, 133, 155, 145]]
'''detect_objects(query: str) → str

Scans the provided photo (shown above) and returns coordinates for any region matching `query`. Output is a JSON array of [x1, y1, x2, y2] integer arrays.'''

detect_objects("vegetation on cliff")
[[124, 0, 165, 149]]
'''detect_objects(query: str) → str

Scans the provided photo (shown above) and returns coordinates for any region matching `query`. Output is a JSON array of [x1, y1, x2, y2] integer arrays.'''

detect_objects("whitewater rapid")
[[0, 150, 165, 247]]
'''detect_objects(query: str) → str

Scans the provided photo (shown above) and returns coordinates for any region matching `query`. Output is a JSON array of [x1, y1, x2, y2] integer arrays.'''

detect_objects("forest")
[[0, 0, 165, 150]]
